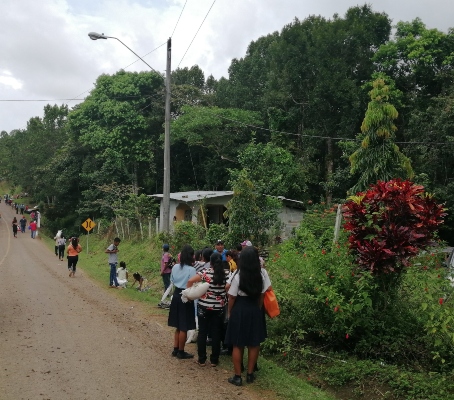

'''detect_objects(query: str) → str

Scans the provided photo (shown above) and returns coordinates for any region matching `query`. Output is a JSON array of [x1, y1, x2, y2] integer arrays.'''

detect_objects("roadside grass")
[[40, 232, 335, 400]]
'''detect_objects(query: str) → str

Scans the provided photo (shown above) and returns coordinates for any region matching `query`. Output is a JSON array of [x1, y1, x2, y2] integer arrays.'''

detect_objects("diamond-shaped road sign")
[[81, 218, 96, 232]]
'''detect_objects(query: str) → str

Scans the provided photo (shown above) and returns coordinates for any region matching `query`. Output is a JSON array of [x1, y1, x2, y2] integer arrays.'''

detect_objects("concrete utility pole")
[[162, 37, 172, 233]]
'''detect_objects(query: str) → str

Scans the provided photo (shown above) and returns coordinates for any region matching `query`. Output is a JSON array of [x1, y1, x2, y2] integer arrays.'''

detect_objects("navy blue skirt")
[[168, 288, 196, 332], [225, 296, 266, 347]]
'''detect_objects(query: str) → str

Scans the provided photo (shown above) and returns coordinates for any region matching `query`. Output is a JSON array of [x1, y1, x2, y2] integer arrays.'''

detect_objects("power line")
[[171, 0, 187, 38], [170, 93, 454, 146], [177, 0, 216, 68]]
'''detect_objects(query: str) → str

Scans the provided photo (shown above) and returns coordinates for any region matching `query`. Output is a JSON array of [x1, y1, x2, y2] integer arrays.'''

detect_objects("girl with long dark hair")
[[168, 244, 196, 359], [187, 252, 229, 366], [224, 246, 271, 386], [11, 217, 18, 238], [67, 237, 82, 277]]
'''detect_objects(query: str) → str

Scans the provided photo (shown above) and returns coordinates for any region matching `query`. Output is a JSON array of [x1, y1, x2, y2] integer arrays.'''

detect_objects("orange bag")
[[263, 288, 280, 318]]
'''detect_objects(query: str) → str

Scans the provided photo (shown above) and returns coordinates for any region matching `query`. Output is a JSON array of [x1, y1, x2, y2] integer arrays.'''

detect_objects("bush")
[[263, 221, 454, 370]]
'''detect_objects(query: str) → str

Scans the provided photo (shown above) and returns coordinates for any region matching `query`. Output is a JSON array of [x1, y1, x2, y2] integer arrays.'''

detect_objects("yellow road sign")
[[81, 218, 96, 232]]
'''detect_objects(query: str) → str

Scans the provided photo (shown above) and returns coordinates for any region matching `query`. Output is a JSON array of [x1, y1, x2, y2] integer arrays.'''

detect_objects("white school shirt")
[[228, 269, 271, 297]]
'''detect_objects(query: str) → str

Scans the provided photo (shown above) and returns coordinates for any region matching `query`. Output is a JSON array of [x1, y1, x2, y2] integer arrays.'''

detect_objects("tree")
[[349, 78, 413, 193], [230, 141, 309, 200], [225, 170, 281, 246], [68, 70, 164, 203], [170, 105, 263, 190], [264, 5, 392, 203]]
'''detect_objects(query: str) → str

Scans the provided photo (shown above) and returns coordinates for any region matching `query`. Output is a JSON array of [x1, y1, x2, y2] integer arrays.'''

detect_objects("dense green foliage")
[[263, 210, 454, 398], [0, 5, 453, 245]]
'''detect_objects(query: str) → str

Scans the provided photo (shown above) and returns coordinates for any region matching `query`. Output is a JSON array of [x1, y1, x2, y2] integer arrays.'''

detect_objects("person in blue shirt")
[[213, 239, 228, 261], [168, 244, 196, 359]]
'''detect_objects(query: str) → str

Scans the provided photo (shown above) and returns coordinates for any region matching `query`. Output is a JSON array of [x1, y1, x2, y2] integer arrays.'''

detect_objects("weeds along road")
[[0, 203, 259, 400]]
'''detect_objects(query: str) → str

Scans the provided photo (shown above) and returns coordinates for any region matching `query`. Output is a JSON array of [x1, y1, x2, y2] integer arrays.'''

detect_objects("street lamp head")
[[88, 32, 107, 40]]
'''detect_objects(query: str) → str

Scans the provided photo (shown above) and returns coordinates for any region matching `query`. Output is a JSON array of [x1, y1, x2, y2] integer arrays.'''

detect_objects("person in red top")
[[29, 220, 37, 239]]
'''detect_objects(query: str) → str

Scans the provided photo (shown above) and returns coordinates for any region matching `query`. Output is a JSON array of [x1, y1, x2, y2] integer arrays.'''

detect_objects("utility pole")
[[162, 37, 171, 233]]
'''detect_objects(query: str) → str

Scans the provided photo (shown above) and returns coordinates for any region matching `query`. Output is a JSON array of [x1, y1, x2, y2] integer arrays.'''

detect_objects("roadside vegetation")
[[1, 3, 454, 399]]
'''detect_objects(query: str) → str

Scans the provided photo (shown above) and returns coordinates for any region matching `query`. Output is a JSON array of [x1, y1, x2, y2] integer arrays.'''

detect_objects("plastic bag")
[[181, 281, 209, 303]]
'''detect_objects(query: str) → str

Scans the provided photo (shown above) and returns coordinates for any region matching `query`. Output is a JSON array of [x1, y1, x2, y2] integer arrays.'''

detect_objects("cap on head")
[[215, 239, 224, 245], [163, 243, 170, 251], [241, 240, 253, 247]]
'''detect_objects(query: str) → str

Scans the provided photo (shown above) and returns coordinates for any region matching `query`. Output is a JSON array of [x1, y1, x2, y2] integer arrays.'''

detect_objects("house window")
[[184, 209, 192, 221]]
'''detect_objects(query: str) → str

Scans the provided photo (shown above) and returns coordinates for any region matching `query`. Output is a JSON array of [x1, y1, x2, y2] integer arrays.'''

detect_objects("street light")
[[88, 32, 172, 233]]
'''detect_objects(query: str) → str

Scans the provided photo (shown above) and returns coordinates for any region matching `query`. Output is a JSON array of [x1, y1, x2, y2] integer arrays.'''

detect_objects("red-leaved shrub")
[[343, 179, 446, 275]]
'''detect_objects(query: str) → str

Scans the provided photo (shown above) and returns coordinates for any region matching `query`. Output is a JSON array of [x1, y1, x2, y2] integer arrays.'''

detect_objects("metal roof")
[[151, 191, 233, 202]]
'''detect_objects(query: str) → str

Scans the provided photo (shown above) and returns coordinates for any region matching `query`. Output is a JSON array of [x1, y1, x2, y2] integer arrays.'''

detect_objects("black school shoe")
[[228, 375, 242, 386], [176, 351, 194, 359]]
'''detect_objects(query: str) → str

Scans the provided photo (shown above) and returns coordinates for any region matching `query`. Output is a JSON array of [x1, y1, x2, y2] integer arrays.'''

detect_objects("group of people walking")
[[166, 240, 271, 386], [11, 215, 37, 238]]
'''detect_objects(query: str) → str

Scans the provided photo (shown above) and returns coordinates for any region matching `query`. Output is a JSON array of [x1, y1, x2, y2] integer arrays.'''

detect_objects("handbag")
[[263, 287, 280, 318]]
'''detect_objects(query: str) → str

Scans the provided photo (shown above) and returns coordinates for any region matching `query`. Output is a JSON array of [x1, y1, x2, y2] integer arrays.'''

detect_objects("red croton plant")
[[343, 179, 446, 275]]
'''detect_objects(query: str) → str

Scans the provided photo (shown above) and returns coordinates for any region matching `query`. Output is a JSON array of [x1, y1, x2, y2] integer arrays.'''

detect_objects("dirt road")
[[0, 204, 259, 400]]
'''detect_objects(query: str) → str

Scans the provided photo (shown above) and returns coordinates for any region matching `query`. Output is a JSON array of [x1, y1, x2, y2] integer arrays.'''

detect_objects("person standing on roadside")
[[161, 244, 173, 291], [225, 246, 270, 387], [213, 240, 228, 261], [67, 237, 82, 277], [29, 219, 37, 239], [105, 238, 121, 288], [187, 252, 229, 367], [12, 217, 18, 238], [19, 215, 27, 233], [168, 244, 196, 359]]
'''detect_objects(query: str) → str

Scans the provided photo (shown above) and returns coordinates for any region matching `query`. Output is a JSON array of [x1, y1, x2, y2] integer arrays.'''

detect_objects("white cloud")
[[0, 75, 23, 90]]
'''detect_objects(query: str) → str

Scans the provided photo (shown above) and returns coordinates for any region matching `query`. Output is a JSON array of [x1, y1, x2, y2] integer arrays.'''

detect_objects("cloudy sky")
[[0, 0, 452, 133]]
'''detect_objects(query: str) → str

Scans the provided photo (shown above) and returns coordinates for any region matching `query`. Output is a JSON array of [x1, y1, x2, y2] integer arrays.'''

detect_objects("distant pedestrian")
[[57, 236, 66, 261], [105, 238, 121, 288], [29, 220, 37, 239], [67, 237, 82, 277], [12, 217, 18, 238], [19, 215, 27, 233]]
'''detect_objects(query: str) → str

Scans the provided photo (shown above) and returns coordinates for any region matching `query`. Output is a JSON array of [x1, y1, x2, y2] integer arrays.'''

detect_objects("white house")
[[151, 191, 305, 238]]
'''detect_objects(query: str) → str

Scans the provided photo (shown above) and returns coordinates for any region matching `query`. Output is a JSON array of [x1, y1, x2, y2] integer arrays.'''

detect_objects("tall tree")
[[265, 5, 392, 203], [349, 78, 413, 193], [68, 70, 164, 203]]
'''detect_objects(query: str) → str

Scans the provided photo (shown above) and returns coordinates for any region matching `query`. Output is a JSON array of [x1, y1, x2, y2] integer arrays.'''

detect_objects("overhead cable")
[[177, 0, 217, 68]]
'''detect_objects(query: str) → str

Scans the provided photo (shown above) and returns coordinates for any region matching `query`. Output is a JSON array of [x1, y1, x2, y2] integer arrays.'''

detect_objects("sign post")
[[81, 218, 96, 254]]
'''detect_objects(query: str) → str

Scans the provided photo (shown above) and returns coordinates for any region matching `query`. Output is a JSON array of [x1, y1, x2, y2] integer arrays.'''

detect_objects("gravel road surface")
[[0, 203, 260, 400]]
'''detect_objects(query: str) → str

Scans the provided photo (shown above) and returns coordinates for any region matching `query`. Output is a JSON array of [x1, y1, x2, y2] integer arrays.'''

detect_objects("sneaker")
[[176, 351, 194, 359], [171, 349, 178, 357], [246, 373, 256, 384], [228, 375, 242, 386]]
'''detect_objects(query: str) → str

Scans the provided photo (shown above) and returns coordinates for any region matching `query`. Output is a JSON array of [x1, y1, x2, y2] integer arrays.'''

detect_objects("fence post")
[[333, 204, 343, 244]]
